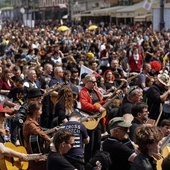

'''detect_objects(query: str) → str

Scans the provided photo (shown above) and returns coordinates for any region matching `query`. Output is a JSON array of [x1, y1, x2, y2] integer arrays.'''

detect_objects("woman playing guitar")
[[23, 101, 56, 170]]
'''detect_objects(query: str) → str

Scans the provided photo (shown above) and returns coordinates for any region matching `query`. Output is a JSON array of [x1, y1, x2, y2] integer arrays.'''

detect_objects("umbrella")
[[87, 25, 98, 31], [57, 25, 69, 31]]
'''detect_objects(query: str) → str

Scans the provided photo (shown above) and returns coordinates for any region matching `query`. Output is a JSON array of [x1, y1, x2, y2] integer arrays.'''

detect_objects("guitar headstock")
[[115, 90, 123, 97]]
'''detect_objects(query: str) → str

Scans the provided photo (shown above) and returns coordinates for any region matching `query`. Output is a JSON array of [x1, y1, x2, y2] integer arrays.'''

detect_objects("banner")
[[80, 65, 93, 79], [143, 0, 154, 11]]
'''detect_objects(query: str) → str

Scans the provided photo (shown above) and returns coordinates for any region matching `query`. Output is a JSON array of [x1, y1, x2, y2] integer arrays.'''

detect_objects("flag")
[[143, 0, 154, 11], [80, 65, 100, 83], [80, 65, 93, 79]]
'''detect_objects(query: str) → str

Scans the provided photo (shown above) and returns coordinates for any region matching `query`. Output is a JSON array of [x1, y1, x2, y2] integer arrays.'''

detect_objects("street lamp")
[[160, 0, 165, 31], [28, 0, 34, 28], [68, 0, 72, 26]]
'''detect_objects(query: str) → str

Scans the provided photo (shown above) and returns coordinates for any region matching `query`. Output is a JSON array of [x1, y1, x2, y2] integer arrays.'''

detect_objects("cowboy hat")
[[157, 73, 170, 86], [0, 103, 12, 114]]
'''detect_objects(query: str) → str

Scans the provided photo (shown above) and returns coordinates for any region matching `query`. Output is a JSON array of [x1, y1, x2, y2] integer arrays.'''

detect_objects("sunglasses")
[[89, 80, 97, 84], [128, 86, 140, 94]]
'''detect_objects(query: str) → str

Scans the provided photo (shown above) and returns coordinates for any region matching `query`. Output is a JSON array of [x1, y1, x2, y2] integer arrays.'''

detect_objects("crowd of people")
[[0, 19, 170, 170]]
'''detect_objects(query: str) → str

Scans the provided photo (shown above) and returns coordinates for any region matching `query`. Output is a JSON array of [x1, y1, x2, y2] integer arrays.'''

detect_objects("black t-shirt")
[[104, 81, 119, 91], [61, 121, 88, 157], [39, 74, 52, 89], [103, 137, 134, 170], [47, 151, 76, 170], [54, 101, 68, 125], [117, 100, 133, 117], [146, 84, 163, 120], [7, 87, 26, 104], [88, 89, 100, 104], [130, 153, 156, 170], [129, 118, 142, 142]]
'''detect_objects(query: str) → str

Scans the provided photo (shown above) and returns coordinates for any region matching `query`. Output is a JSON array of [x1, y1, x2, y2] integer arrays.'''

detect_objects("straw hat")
[[157, 73, 170, 86]]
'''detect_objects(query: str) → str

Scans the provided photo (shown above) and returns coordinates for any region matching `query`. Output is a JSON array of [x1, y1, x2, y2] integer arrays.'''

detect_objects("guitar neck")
[[103, 82, 124, 108], [43, 84, 61, 97], [81, 113, 100, 122], [104, 74, 138, 106], [127, 73, 139, 82], [45, 127, 58, 135], [28, 154, 47, 161], [154, 104, 163, 126], [103, 95, 117, 109]]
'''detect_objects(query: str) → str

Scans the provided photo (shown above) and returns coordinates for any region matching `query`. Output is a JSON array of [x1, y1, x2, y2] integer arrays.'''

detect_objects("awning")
[[134, 14, 152, 22], [72, 13, 92, 21], [116, 1, 147, 18], [91, 6, 124, 17]]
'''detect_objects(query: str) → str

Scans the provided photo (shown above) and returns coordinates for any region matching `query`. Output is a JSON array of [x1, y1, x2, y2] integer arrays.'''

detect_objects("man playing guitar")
[[79, 74, 105, 163]]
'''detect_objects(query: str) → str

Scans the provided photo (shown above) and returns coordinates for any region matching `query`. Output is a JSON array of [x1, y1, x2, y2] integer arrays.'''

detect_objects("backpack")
[[66, 151, 112, 170], [86, 151, 112, 170]]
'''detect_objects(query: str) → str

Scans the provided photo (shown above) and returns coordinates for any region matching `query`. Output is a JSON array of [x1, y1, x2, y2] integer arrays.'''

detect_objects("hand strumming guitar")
[[99, 107, 106, 113]]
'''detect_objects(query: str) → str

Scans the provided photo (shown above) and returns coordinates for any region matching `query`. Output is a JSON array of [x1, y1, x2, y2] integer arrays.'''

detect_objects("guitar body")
[[82, 85, 124, 130], [29, 135, 43, 154], [29, 128, 56, 154], [0, 142, 28, 170], [157, 145, 170, 170], [82, 103, 106, 130]]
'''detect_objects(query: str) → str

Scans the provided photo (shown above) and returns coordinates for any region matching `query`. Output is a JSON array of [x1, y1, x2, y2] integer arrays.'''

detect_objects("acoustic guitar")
[[29, 127, 58, 154], [0, 142, 45, 170], [156, 145, 170, 170], [82, 83, 124, 130], [0, 142, 28, 170]]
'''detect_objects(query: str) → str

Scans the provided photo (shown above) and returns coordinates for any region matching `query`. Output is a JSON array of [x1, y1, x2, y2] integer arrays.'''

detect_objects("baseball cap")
[[0, 103, 12, 114], [109, 117, 131, 130], [81, 73, 88, 79]]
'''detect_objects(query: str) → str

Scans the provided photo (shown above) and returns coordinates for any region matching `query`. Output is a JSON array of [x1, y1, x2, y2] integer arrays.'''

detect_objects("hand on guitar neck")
[[0, 142, 46, 170]]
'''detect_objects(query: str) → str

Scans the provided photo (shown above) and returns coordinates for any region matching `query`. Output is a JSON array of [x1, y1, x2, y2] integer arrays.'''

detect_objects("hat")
[[87, 52, 94, 58], [157, 73, 170, 86], [81, 73, 88, 79], [0, 103, 12, 114], [27, 88, 43, 98], [109, 117, 131, 130]]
